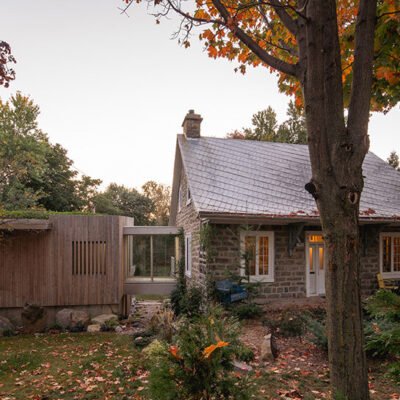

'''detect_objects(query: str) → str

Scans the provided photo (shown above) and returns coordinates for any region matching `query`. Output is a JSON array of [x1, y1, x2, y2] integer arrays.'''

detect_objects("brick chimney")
[[182, 110, 202, 138]]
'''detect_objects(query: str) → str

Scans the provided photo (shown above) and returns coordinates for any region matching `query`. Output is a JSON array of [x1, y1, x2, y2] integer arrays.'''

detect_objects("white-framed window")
[[380, 232, 400, 278], [186, 187, 192, 205], [185, 234, 192, 277], [178, 185, 182, 212], [240, 231, 275, 282]]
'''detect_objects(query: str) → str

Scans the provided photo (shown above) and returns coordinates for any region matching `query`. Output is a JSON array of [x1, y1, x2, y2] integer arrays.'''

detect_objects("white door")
[[307, 234, 326, 296]]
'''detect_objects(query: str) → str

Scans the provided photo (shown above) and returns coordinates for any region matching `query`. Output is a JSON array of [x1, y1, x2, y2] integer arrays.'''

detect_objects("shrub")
[[364, 291, 400, 360], [232, 302, 263, 320], [172, 284, 203, 319], [387, 361, 400, 384], [100, 319, 119, 332], [149, 308, 175, 342], [148, 306, 254, 400], [366, 290, 400, 322], [179, 286, 203, 318], [1, 328, 16, 337], [236, 344, 255, 362], [263, 311, 306, 337], [306, 317, 328, 351], [364, 319, 400, 358]]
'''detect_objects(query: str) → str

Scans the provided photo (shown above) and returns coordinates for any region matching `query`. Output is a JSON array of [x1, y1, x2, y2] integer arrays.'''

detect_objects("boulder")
[[70, 310, 90, 330], [0, 316, 15, 336], [87, 324, 101, 333], [21, 304, 47, 334], [56, 309, 90, 331], [115, 326, 123, 334], [260, 334, 274, 361], [56, 309, 73, 330], [91, 313, 118, 325]]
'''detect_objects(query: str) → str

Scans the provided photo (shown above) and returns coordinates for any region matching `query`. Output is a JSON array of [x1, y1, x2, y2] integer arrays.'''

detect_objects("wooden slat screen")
[[72, 241, 107, 275]]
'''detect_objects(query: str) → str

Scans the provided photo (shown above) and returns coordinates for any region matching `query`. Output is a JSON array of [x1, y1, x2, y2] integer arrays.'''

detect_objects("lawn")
[[0, 327, 398, 400]]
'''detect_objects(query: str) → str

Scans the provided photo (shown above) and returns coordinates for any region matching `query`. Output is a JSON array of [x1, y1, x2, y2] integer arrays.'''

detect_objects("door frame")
[[305, 231, 325, 297]]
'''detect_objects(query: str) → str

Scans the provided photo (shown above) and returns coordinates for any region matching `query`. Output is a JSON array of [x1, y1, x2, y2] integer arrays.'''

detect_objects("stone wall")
[[175, 169, 205, 288], [206, 224, 307, 300], [204, 224, 390, 300]]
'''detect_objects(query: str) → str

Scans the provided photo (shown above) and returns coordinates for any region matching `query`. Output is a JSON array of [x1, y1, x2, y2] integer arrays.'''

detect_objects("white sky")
[[1, 0, 399, 189]]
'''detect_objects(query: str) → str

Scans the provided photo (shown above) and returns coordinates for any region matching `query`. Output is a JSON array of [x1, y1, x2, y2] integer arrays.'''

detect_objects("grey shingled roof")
[[177, 135, 400, 220]]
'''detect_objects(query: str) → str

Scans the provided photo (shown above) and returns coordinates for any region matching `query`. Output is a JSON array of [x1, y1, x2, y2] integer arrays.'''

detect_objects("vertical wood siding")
[[0, 215, 133, 308]]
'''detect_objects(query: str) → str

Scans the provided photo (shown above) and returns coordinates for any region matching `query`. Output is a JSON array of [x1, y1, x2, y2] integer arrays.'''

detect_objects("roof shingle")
[[178, 135, 400, 219]]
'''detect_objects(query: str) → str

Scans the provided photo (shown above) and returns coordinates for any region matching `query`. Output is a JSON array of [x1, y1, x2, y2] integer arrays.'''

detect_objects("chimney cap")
[[182, 109, 202, 138]]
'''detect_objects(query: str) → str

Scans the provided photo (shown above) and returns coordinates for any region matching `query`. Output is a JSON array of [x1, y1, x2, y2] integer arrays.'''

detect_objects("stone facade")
[[175, 168, 400, 300], [175, 169, 205, 288]]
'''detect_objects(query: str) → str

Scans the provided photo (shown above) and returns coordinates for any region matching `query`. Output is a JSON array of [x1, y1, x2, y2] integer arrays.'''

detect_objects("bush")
[[387, 361, 400, 384], [231, 303, 263, 320], [364, 319, 400, 358], [366, 290, 400, 322], [149, 308, 176, 342], [306, 317, 328, 351], [171, 284, 203, 319], [263, 311, 305, 337], [364, 290, 400, 359], [148, 306, 254, 400], [100, 319, 119, 332]]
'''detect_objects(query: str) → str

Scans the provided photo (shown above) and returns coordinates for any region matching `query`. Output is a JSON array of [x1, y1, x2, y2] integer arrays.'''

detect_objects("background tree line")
[[0, 93, 171, 225]]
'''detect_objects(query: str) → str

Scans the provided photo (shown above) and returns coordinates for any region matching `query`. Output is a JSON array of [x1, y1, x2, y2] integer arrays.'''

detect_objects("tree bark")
[[299, 1, 374, 398]]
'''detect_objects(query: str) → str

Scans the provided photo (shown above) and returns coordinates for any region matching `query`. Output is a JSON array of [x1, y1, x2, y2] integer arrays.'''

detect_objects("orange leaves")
[[194, 9, 210, 20], [376, 67, 400, 85], [202, 341, 229, 359], [208, 46, 218, 59], [169, 345, 182, 360]]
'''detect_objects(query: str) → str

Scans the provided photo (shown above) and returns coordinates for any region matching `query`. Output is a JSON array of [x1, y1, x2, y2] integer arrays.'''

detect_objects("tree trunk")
[[322, 203, 369, 399], [299, 1, 373, 398]]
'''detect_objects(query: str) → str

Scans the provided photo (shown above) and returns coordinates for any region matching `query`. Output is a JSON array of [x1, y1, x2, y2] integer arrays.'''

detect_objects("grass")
[[0, 333, 146, 400], [0, 331, 398, 400]]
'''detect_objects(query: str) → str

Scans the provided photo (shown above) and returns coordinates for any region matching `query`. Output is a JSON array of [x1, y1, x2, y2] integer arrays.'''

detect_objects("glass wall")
[[125, 234, 179, 281]]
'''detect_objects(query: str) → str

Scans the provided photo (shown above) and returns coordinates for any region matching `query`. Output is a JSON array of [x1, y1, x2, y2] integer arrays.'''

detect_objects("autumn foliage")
[[124, 0, 399, 112]]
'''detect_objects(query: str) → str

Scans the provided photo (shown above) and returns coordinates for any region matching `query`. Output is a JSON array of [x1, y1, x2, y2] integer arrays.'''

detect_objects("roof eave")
[[198, 212, 400, 226]]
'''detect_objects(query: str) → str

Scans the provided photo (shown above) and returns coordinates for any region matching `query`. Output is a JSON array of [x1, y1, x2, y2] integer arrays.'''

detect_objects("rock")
[[134, 336, 143, 343], [70, 310, 90, 330], [56, 309, 73, 330], [260, 334, 275, 361], [87, 324, 101, 333], [56, 309, 90, 331], [0, 316, 15, 336], [115, 326, 123, 334], [91, 313, 118, 325], [232, 360, 253, 373], [21, 304, 47, 334]]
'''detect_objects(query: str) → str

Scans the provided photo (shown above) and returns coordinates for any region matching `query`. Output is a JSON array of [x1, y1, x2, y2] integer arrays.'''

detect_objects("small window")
[[240, 231, 274, 282], [178, 185, 182, 211], [186, 187, 192, 205], [185, 234, 192, 277], [380, 233, 400, 277]]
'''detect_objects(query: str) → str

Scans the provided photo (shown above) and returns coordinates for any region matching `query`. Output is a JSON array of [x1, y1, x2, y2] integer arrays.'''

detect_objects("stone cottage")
[[169, 110, 400, 300]]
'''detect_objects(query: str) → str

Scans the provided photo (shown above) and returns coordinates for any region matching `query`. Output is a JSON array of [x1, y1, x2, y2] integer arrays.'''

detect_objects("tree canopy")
[[227, 101, 307, 143], [0, 41, 16, 88], [387, 151, 400, 170], [0, 93, 101, 211], [93, 183, 155, 225], [142, 180, 171, 225]]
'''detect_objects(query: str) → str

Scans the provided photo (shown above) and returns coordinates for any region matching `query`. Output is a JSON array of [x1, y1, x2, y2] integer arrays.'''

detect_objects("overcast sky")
[[1, 0, 399, 189]]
